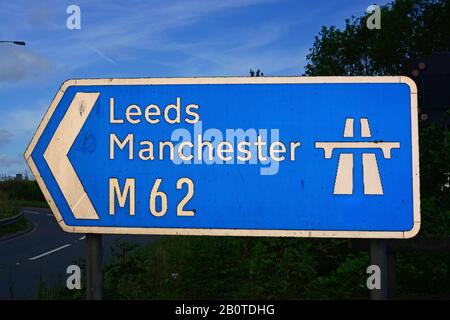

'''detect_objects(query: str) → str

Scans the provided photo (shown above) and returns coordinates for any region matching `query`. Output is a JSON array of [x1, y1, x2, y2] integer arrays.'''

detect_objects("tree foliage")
[[0, 180, 45, 203], [305, 0, 450, 76]]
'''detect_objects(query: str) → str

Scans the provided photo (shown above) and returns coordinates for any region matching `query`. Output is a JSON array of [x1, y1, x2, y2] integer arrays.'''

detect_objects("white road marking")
[[79, 235, 86, 240], [23, 211, 41, 215], [23, 210, 53, 217], [28, 244, 71, 261]]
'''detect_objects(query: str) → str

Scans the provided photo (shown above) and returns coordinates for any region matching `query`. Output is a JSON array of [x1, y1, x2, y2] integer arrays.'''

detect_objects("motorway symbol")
[[25, 77, 420, 238], [315, 118, 400, 195]]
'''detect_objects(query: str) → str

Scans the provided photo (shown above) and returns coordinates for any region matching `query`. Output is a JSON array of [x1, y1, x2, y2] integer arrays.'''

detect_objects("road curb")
[[0, 212, 23, 227], [0, 216, 34, 243]]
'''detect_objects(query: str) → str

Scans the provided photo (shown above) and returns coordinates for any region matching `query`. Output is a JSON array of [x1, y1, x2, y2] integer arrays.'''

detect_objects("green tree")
[[305, 0, 450, 76]]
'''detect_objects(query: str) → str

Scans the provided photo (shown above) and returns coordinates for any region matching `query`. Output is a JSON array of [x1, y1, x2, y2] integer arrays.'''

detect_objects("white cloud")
[[0, 154, 24, 168], [0, 46, 54, 83], [0, 102, 48, 137], [17, 0, 279, 71], [0, 130, 12, 146]]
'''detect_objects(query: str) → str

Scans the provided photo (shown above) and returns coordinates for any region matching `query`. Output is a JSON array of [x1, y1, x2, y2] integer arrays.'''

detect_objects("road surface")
[[0, 207, 158, 299]]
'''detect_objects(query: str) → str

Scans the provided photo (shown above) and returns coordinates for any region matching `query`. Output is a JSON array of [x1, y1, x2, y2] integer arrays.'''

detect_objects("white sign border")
[[24, 76, 420, 238]]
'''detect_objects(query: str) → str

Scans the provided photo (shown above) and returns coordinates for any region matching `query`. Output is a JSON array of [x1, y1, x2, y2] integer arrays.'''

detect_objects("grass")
[[0, 199, 20, 219], [0, 194, 34, 238], [0, 197, 48, 220], [14, 199, 49, 209], [0, 188, 48, 220], [0, 216, 29, 238]]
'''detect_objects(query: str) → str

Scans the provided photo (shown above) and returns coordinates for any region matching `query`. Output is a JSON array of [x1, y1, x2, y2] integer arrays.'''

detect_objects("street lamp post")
[[0, 40, 26, 46]]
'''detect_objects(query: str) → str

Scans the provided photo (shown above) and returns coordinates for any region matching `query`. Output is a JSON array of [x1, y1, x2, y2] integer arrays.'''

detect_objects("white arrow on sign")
[[43, 92, 100, 220]]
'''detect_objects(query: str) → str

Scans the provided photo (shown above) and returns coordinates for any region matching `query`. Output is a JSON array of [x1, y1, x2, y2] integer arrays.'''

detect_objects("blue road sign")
[[25, 77, 420, 238]]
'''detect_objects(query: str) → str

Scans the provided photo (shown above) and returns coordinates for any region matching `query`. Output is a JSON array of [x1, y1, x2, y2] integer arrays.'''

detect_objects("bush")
[[0, 190, 19, 219]]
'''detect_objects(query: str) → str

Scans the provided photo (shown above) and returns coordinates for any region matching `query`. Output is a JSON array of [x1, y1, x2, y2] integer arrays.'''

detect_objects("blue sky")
[[0, 0, 390, 177]]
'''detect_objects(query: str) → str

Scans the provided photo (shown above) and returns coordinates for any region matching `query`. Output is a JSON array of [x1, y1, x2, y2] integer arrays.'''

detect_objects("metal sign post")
[[370, 239, 388, 300], [86, 233, 103, 300]]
